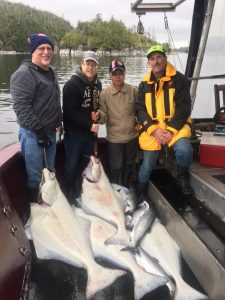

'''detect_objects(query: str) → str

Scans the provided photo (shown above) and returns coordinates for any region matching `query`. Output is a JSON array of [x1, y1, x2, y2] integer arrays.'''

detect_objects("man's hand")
[[152, 128, 173, 145], [56, 125, 63, 135], [163, 130, 173, 144], [37, 133, 52, 148], [91, 123, 99, 133], [91, 111, 100, 122]]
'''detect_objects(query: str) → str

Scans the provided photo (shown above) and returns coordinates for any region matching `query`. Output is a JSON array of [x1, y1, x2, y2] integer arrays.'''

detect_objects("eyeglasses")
[[37, 46, 53, 52]]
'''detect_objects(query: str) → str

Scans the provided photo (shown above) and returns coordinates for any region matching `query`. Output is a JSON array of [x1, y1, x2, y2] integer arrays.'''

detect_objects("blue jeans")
[[64, 131, 95, 186], [139, 138, 193, 183], [19, 128, 56, 188]]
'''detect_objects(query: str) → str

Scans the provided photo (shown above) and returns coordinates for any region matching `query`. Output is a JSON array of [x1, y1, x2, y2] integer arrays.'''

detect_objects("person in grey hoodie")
[[10, 33, 62, 203], [62, 51, 101, 202]]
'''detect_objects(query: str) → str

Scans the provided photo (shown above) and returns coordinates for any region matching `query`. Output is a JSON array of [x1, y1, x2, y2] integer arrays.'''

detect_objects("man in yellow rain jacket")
[[135, 44, 194, 195]]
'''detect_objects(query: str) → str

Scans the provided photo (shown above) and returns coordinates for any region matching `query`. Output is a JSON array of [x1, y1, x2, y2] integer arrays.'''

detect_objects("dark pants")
[[107, 137, 138, 188], [63, 131, 95, 201]]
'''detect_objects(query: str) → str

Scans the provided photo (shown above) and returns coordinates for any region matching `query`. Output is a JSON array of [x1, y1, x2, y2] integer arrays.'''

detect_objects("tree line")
[[0, 0, 72, 52], [0, 0, 170, 53]]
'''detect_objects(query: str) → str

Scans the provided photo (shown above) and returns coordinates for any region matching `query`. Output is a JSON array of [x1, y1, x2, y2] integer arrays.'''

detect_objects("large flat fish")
[[74, 207, 168, 300], [140, 218, 208, 300], [30, 168, 126, 299], [81, 156, 131, 246]]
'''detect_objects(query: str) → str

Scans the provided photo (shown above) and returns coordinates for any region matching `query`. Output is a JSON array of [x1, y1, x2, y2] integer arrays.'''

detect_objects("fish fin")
[[74, 197, 82, 208], [125, 224, 133, 231], [134, 272, 167, 300], [120, 246, 140, 255], [85, 265, 126, 299], [104, 230, 131, 246], [175, 279, 208, 300]]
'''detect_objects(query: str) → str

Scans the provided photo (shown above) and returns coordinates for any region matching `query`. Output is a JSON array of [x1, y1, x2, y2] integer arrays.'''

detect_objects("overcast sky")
[[8, 0, 194, 47]]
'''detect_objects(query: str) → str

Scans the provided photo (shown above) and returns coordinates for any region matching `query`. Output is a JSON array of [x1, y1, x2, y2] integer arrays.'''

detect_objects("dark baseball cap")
[[109, 60, 126, 73]]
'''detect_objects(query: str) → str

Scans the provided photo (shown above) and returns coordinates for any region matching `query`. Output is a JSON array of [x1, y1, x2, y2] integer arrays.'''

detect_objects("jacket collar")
[[74, 67, 99, 86], [110, 82, 128, 95], [142, 61, 177, 83]]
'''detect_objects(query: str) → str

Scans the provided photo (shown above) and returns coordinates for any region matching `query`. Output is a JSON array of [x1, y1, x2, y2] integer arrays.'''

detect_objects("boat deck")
[[149, 165, 225, 300], [191, 162, 225, 221]]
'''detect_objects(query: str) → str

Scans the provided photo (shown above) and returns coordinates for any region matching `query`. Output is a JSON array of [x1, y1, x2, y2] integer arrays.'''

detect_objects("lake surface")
[[0, 51, 223, 150]]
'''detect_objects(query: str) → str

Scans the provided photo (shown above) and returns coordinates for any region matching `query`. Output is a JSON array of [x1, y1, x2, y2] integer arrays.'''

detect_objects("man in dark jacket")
[[135, 44, 194, 196], [63, 51, 102, 201], [10, 33, 62, 203]]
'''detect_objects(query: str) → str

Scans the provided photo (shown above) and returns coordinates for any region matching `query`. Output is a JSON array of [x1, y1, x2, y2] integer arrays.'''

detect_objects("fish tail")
[[104, 229, 131, 246], [174, 279, 208, 300], [85, 264, 126, 299], [134, 271, 167, 300]]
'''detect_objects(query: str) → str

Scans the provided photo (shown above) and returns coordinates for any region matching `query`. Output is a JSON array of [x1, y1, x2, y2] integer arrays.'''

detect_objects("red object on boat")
[[200, 132, 225, 168]]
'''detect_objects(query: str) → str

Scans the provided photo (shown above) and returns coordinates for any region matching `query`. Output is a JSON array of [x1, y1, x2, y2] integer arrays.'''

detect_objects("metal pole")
[[43, 147, 48, 169], [190, 0, 216, 110], [131, 0, 143, 10], [172, 0, 186, 9]]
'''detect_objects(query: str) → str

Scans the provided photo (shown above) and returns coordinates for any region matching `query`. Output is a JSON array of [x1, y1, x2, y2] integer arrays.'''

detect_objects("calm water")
[[0, 51, 223, 150]]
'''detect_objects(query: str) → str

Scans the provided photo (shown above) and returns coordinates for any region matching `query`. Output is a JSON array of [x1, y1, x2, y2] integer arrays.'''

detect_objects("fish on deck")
[[124, 200, 156, 250], [27, 168, 126, 299], [140, 218, 208, 300], [111, 183, 137, 214], [81, 156, 131, 246], [74, 206, 168, 300]]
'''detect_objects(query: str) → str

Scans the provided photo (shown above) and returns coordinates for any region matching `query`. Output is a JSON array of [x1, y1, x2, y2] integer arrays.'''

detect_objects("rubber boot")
[[110, 169, 121, 185], [177, 165, 194, 195], [136, 180, 148, 203], [62, 177, 76, 204], [27, 187, 39, 203], [75, 177, 82, 199]]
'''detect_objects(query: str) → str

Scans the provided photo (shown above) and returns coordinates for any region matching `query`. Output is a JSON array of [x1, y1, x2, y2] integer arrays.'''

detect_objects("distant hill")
[[0, 0, 157, 53], [0, 0, 73, 52], [174, 47, 188, 53]]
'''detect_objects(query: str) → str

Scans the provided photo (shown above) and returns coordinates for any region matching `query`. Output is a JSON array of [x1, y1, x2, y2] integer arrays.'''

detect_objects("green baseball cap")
[[147, 44, 166, 58]]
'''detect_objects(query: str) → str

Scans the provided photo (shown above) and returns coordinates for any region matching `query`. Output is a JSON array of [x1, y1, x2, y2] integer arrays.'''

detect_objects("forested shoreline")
[[0, 0, 171, 54]]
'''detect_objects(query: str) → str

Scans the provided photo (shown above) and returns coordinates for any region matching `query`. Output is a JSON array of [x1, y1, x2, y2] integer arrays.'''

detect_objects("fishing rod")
[[93, 89, 99, 158]]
